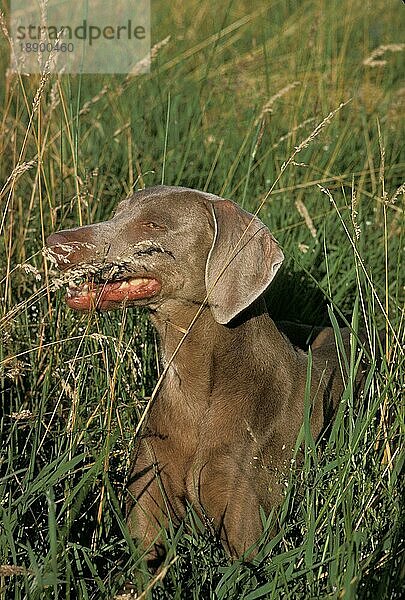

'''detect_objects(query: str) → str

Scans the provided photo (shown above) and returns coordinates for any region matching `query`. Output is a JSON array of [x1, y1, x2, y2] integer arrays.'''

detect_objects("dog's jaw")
[[65, 276, 161, 311]]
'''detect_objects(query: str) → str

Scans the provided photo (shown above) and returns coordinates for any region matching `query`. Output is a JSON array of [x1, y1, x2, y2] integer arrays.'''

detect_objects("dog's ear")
[[205, 199, 284, 324]]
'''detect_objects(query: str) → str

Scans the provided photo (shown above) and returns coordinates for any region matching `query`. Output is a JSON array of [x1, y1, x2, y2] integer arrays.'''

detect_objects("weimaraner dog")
[[47, 186, 363, 567]]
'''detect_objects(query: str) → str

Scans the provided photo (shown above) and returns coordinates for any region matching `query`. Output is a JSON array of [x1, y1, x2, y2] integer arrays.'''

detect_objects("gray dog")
[[47, 186, 364, 567]]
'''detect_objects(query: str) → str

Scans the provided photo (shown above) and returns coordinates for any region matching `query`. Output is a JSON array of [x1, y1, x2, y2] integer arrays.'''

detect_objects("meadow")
[[0, 0, 404, 598]]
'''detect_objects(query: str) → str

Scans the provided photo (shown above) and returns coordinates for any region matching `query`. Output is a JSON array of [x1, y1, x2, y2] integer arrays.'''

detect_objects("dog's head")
[[46, 186, 283, 324]]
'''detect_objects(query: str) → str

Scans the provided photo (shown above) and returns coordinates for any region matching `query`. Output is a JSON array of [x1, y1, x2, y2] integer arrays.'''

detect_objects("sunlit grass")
[[0, 0, 404, 598]]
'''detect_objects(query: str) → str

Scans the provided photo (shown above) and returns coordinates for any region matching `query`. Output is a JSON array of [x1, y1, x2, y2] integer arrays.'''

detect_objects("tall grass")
[[0, 0, 404, 598]]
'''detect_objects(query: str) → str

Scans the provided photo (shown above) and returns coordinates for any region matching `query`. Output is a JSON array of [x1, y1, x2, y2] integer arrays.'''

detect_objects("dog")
[[47, 185, 365, 567]]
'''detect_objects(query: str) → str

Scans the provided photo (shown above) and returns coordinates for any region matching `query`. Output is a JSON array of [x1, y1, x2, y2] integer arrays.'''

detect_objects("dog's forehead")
[[113, 186, 214, 219]]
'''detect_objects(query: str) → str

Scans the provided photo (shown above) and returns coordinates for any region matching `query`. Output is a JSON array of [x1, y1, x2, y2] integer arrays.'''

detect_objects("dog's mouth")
[[65, 275, 161, 311], [45, 240, 169, 311]]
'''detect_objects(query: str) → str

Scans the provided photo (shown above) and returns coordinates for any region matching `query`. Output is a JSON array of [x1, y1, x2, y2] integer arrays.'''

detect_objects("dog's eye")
[[142, 221, 163, 230]]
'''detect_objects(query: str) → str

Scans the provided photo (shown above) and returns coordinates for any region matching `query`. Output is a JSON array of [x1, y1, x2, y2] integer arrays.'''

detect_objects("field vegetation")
[[0, 1, 404, 598]]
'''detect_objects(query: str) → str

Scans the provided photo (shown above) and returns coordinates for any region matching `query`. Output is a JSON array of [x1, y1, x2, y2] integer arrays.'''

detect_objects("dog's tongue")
[[66, 277, 161, 311]]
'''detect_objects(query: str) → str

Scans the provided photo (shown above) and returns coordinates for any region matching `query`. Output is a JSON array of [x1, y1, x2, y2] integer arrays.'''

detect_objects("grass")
[[0, 0, 404, 597]]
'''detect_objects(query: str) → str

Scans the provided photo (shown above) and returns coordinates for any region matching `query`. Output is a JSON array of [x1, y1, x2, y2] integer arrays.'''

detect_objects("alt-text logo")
[[10, 0, 151, 74]]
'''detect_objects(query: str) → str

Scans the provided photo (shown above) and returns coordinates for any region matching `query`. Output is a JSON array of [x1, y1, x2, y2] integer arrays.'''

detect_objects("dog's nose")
[[46, 230, 93, 270], [46, 232, 69, 248]]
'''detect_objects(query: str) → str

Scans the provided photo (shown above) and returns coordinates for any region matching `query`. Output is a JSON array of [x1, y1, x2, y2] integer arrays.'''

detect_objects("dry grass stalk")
[[128, 35, 171, 76], [0, 9, 21, 71], [255, 81, 301, 124], [351, 181, 361, 241], [363, 43, 405, 67], [298, 243, 309, 254], [0, 564, 30, 577], [0, 10, 11, 45], [16, 262, 42, 281], [271, 117, 315, 150], [0, 160, 37, 198], [295, 199, 317, 239], [390, 182, 405, 204], [10, 410, 35, 421], [44, 239, 167, 290], [114, 556, 178, 600], [292, 101, 351, 156]]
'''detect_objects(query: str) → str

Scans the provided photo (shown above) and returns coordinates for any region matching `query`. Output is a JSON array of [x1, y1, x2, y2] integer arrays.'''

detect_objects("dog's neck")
[[149, 297, 298, 413]]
